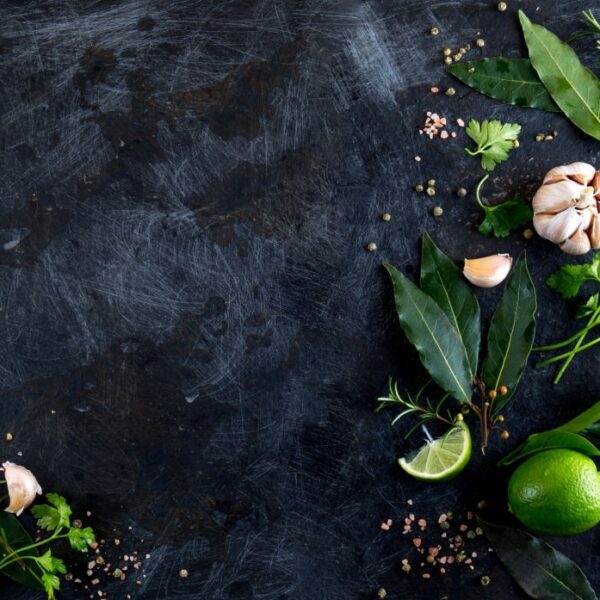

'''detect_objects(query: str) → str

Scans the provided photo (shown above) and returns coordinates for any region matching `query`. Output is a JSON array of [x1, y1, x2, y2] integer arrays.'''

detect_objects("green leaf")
[[547, 253, 600, 299], [42, 572, 60, 599], [576, 293, 599, 319], [481, 520, 597, 600], [384, 263, 473, 403], [482, 254, 537, 412], [465, 118, 521, 171], [478, 199, 533, 238], [37, 550, 67, 575], [448, 58, 559, 112], [67, 526, 95, 552], [31, 493, 72, 532], [498, 430, 600, 466], [557, 399, 600, 434], [0, 511, 44, 591], [420, 233, 480, 375], [520, 10, 600, 141]]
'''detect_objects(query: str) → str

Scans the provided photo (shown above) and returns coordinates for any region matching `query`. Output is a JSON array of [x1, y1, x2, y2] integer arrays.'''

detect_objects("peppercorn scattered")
[[501, 430, 510, 440], [523, 228, 534, 239], [5, 433, 13, 442], [377, 588, 387, 599], [497, 1, 507, 11], [430, 26, 440, 36], [366, 242, 378, 252], [456, 188, 467, 197], [179, 569, 189, 578], [443, 48, 451, 56], [426, 187, 436, 197], [481, 575, 491, 586], [382, 213, 391, 222], [433, 206, 444, 217], [427, 179, 436, 187], [499, 385, 508, 395], [488, 390, 497, 399], [475, 38, 485, 47], [416, 184, 424, 192]]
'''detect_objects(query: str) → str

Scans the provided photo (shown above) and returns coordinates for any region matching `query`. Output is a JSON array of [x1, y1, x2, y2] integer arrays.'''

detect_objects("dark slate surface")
[[0, 0, 599, 598]]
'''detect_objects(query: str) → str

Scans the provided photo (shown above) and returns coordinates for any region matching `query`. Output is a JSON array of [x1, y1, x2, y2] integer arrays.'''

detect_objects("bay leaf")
[[0, 511, 44, 591], [481, 520, 597, 600], [448, 58, 559, 112], [520, 11, 600, 141], [384, 264, 472, 403], [498, 430, 600, 466], [420, 233, 480, 376], [482, 254, 537, 412]]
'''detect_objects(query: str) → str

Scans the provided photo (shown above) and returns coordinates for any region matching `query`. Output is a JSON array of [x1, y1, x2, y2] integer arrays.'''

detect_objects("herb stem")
[[474, 174, 490, 209], [0, 530, 66, 570], [537, 335, 600, 367]]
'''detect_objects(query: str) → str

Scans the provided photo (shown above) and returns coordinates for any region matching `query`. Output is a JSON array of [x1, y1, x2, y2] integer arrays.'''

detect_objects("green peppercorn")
[[475, 38, 485, 47], [426, 187, 436, 197], [427, 179, 436, 186], [456, 188, 467, 197], [382, 213, 391, 222], [432, 206, 443, 217], [430, 26, 440, 35], [497, 1, 507, 11], [415, 184, 424, 192], [445, 87, 456, 96]]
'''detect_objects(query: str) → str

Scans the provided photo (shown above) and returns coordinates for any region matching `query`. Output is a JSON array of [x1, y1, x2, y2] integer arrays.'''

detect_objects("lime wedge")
[[398, 421, 472, 482]]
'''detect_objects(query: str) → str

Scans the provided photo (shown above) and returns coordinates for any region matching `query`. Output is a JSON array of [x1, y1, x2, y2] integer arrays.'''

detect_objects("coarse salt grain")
[[422, 573, 431, 579], [413, 538, 422, 548], [431, 87, 439, 93], [438, 514, 447, 524], [457, 118, 465, 127], [380, 523, 390, 531], [418, 519, 426, 528]]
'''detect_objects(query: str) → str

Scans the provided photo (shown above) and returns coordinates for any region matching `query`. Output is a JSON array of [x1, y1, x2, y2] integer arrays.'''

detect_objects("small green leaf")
[[577, 293, 600, 319], [448, 58, 559, 112], [465, 118, 521, 171], [547, 253, 600, 299], [420, 233, 480, 375], [520, 10, 600, 141], [42, 572, 60, 599], [498, 430, 599, 466], [67, 526, 95, 552], [482, 254, 537, 412], [557, 400, 600, 434], [31, 494, 72, 532], [478, 199, 533, 238], [481, 520, 597, 600], [0, 512, 44, 591], [384, 263, 473, 403], [37, 550, 67, 575]]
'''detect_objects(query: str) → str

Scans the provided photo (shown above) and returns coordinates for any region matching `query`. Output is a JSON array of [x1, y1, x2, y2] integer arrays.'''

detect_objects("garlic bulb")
[[2, 462, 42, 516], [463, 254, 512, 288], [532, 162, 600, 255]]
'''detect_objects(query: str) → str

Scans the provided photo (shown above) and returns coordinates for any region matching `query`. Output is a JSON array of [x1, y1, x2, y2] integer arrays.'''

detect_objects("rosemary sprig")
[[376, 379, 453, 437]]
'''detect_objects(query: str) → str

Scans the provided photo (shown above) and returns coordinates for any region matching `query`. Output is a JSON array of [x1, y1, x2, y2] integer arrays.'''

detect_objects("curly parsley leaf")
[[42, 572, 60, 599], [465, 119, 521, 171], [67, 527, 96, 552], [577, 293, 600, 318], [38, 550, 67, 575], [478, 198, 533, 237], [31, 494, 72, 532], [547, 253, 600, 299]]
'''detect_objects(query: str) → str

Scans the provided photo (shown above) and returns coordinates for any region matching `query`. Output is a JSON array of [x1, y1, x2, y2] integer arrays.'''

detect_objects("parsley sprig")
[[0, 493, 95, 599], [535, 253, 600, 383], [465, 118, 521, 171]]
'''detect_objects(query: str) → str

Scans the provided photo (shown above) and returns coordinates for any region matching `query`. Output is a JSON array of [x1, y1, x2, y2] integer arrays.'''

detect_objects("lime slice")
[[398, 421, 472, 482]]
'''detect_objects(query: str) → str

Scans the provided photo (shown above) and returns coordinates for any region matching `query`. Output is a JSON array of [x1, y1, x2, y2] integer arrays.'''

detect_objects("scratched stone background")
[[0, 0, 599, 598]]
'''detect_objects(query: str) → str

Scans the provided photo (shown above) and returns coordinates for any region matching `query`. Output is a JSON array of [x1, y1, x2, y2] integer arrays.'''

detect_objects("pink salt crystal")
[[401, 559, 408, 565], [451, 132, 457, 138], [431, 87, 439, 93], [418, 519, 426, 528], [407, 499, 413, 505], [471, 552, 477, 558], [441, 533, 447, 538], [409, 514, 415, 521], [380, 523, 390, 531], [447, 556, 455, 564], [415, 156, 421, 162], [438, 556, 447, 564], [438, 514, 447, 524], [405, 517, 412, 525], [440, 567, 446, 574], [422, 573, 431, 579], [428, 547, 439, 557], [459, 524, 468, 532], [413, 538, 422, 548], [457, 118, 465, 127], [440, 131, 449, 140], [467, 512, 473, 520], [386, 519, 393, 526]]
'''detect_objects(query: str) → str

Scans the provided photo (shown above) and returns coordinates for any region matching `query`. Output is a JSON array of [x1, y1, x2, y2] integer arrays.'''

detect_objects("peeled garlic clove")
[[589, 213, 600, 249], [532, 179, 583, 214], [543, 162, 596, 185], [3, 462, 42, 516], [560, 228, 592, 255], [463, 254, 512, 288], [580, 206, 595, 231], [533, 207, 582, 244]]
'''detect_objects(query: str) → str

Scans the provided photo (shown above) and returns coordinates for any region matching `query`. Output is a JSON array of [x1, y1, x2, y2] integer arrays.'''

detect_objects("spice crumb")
[[366, 242, 377, 252], [475, 38, 485, 47], [179, 569, 189, 578], [5, 433, 13, 442], [377, 588, 387, 599], [430, 26, 440, 36], [433, 206, 443, 217], [481, 575, 491, 586], [430, 86, 439, 93], [382, 213, 391, 222], [497, 2, 507, 11]]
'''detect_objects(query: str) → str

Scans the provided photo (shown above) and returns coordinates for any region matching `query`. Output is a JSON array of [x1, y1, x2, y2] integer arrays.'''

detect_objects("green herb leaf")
[[520, 10, 600, 141], [420, 233, 480, 375], [42, 572, 60, 599], [482, 254, 537, 411], [465, 118, 521, 171], [481, 520, 597, 600], [384, 263, 473, 403], [37, 549, 67, 575], [547, 253, 600, 299], [558, 400, 600, 434], [31, 493, 72, 532], [577, 293, 600, 318], [478, 198, 533, 238], [498, 430, 600, 466], [67, 526, 95, 552], [448, 58, 559, 112], [0, 511, 44, 591]]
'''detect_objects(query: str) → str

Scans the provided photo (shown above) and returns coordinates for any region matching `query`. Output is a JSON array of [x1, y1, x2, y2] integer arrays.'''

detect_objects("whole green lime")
[[508, 449, 600, 536]]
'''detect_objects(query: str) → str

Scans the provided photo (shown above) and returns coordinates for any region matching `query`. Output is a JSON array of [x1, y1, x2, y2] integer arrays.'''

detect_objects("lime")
[[508, 449, 600, 536], [398, 420, 471, 482]]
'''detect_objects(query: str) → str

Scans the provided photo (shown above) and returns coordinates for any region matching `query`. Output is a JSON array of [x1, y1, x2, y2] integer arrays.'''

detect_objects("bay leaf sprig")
[[498, 399, 600, 466], [447, 11, 600, 142], [535, 253, 600, 383], [381, 233, 537, 450], [480, 520, 597, 600]]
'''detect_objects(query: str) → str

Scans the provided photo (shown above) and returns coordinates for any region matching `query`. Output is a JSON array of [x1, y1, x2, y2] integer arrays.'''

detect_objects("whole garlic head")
[[2, 462, 42, 516], [532, 162, 600, 255]]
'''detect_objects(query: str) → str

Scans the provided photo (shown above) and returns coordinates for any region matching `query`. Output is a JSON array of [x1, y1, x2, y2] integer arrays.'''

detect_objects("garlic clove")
[[560, 228, 592, 255], [532, 179, 583, 214], [533, 207, 582, 244], [580, 206, 596, 231], [543, 162, 596, 185], [463, 254, 512, 288], [2, 462, 42, 516], [589, 213, 600, 249]]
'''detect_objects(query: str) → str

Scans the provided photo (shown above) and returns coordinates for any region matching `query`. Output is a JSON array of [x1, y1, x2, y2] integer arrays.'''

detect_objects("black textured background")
[[0, 0, 599, 598]]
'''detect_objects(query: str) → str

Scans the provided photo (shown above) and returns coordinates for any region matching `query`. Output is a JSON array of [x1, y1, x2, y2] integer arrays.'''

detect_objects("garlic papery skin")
[[532, 162, 600, 255], [533, 208, 582, 244], [463, 254, 512, 288], [2, 462, 42, 516], [561, 228, 592, 255]]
